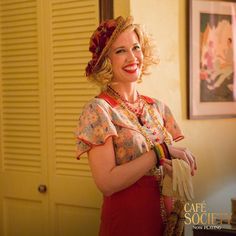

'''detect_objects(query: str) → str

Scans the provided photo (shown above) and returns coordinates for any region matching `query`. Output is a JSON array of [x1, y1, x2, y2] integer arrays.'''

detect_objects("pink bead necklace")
[[107, 85, 145, 125]]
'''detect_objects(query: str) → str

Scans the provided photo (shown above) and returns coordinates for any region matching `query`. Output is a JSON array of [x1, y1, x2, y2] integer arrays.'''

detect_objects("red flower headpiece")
[[85, 16, 133, 76]]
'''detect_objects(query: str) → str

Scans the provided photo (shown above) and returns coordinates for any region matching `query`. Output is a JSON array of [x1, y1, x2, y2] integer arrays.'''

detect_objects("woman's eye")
[[115, 49, 125, 54], [133, 45, 141, 50]]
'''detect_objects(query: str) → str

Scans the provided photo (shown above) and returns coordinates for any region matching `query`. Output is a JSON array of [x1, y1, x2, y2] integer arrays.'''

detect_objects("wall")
[[178, 0, 236, 211], [114, 0, 130, 18], [115, 0, 236, 234]]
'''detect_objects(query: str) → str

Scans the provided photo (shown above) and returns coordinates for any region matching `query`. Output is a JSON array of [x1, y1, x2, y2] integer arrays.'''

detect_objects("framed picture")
[[188, 0, 236, 119]]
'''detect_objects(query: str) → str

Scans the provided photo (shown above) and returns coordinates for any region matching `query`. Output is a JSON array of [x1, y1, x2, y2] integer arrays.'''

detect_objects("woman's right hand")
[[166, 145, 197, 176]]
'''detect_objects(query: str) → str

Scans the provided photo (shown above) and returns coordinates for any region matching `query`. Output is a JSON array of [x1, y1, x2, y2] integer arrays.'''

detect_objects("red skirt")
[[99, 176, 164, 236]]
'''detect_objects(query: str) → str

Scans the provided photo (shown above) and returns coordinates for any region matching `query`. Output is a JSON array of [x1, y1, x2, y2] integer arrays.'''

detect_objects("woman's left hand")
[[167, 145, 197, 176]]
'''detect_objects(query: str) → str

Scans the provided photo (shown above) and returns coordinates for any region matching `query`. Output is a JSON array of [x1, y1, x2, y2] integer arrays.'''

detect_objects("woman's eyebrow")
[[113, 46, 125, 51]]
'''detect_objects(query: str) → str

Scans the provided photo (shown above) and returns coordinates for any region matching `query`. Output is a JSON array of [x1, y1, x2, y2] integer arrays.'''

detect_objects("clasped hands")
[[161, 145, 197, 201], [162, 145, 197, 176]]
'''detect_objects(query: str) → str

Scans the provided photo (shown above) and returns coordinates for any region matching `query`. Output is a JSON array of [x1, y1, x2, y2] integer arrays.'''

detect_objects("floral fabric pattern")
[[75, 95, 184, 165]]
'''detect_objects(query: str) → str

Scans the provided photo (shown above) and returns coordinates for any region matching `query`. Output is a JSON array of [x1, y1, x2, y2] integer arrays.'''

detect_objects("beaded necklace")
[[148, 105, 172, 145], [107, 85, 145, 126], [107, 85, 171, 145]]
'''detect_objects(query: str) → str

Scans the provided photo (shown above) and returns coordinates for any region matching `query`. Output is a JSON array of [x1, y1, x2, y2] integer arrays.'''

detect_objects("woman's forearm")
[[88, 137, 157, 196], [102, 150, 157, 196]]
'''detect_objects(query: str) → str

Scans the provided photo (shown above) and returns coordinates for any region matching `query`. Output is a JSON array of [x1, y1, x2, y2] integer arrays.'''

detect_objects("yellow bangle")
[[156, 144, 165, 159]]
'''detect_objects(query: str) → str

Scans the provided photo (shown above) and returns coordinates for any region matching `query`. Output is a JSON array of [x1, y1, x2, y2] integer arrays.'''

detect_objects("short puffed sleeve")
[[75, 99, 117, 159], [162, 103, 184, 142]]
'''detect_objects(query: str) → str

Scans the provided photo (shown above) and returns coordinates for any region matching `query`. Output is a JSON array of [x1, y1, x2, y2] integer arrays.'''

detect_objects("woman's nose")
[[127, 50, 136, 61]]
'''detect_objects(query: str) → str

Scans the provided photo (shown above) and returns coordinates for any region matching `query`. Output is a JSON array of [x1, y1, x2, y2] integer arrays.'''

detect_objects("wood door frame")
[[99, 0, 113, 22]]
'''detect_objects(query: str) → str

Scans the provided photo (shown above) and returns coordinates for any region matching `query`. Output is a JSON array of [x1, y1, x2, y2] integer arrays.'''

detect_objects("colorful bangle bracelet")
[[152, 142, 171, 167]]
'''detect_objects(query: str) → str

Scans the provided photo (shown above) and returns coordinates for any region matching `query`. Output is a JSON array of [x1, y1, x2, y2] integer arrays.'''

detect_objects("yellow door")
[[0, 1, 50, 235], [44, 1, 101, 235], [0, 0, 101, 235]]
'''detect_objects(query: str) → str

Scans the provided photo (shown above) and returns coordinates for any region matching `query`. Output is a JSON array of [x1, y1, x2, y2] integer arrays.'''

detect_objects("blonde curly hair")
[[86, 18, 159, 87]]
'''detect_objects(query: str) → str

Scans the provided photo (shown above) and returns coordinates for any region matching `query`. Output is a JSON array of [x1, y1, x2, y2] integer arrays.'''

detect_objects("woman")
[[75, 16, 196, 236]]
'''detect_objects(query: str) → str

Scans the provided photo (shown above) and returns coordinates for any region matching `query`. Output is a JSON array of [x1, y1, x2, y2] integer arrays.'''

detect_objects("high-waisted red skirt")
[[99, 176, 164, 236]]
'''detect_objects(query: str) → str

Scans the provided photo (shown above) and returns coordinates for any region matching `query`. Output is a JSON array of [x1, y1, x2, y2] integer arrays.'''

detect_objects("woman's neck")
[[108, 83, 138, 103]]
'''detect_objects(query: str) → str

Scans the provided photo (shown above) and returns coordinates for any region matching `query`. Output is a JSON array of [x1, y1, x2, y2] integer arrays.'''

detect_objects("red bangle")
[[160, 158, 165, 165], [161, 142, 171, 160]]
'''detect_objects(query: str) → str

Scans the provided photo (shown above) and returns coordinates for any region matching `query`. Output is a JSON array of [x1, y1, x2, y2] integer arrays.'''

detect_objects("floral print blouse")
[[75, 93, 184, 166]]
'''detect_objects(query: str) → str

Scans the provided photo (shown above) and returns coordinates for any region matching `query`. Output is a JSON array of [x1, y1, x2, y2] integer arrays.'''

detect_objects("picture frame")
[[188, 0, 236, 119]]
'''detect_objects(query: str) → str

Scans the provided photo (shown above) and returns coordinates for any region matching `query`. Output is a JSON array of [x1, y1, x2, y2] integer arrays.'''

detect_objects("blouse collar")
[[96, 92, 155, 108]]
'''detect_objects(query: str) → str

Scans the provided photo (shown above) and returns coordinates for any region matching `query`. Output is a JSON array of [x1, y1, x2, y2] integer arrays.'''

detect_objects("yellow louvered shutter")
[[0, 0, 102, 236], [0, 0, 49, 236], [45, 1, 101, 235], [0, 0, 44, 173], [50, 0, 99, 177]]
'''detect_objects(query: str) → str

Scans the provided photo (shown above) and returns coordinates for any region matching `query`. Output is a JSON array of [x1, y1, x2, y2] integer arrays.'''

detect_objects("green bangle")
[[152, 146, 160, 167]]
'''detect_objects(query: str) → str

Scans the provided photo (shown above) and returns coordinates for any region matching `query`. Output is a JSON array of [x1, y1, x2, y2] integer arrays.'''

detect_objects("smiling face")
[[107, 28, 144, 84]]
